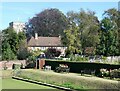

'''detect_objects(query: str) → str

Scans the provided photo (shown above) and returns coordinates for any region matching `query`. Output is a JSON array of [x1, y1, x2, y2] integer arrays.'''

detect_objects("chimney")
[[35, 33, 38, 39]]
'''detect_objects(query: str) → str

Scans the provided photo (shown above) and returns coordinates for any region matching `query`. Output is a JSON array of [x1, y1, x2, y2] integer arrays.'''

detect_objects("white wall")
[[28, 46, 67, 56]]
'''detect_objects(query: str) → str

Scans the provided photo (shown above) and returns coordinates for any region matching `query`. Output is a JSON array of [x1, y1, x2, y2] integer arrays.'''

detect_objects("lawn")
[[1, 78, 55, 89], [15, 69, 119, 90], [0, 70, 57, 90]]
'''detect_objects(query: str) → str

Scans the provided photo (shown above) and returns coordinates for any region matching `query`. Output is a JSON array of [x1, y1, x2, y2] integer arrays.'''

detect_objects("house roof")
[[27, 36, 63, 47]]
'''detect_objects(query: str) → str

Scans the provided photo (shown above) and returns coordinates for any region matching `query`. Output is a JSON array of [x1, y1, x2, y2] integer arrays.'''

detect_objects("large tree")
[[96, 8, 119, 56], [64, 9, 100, 55], [2, 41, 16, 60], [2, 28, 19, 55], [2, 28, 27, 60], [64, 25, 81, 55], [27, 8, 68, 37]]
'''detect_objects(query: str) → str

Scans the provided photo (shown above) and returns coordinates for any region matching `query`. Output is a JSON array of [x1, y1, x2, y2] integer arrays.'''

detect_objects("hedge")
[[45, 60, 120, 74]]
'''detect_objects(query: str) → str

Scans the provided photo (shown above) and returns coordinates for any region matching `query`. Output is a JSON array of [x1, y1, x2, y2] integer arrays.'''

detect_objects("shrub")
[[110, 69, 120, 78], [102, 56, 107, 61], [45, 48, 61, 58], [13, 64, 21, 70], [3, 62, 8, 70], [69, 55, 88, 62], [3, 66, 8, 70], [100, 69, 110, 77]]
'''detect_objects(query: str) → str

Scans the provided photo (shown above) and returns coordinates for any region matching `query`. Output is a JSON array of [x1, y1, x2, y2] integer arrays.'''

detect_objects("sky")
[[0, 2, 119, 30]]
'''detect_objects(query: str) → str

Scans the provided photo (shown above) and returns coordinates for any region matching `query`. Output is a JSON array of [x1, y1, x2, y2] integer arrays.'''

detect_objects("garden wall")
[[0, 60, 26, 69], [45, 60, 120, 73]]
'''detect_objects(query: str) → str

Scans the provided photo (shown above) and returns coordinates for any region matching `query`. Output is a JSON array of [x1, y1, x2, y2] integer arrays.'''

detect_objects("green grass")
[[1, 78, 55, 89], [1, 70, 13, 78], [15, 69, 119, 90], [0, 70, 56, 90]]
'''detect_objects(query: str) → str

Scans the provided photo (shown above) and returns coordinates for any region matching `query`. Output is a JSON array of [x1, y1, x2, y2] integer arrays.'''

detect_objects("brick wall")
[[0, 60, 26, 70]]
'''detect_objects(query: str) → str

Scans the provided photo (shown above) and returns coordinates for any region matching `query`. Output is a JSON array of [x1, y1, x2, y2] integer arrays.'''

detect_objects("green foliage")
[[64, 8, 119, 56], [101, 56, 107, 61], [64, 9, 100, 56], [27, 55, 36, 62], [13, 64, 21, 70], [17, 40, 30, 60], [78, 9, 100, 55], [75, 56, 88, 62], [27, 49, 43, 61], [110, 69, 120, 78], [64, 25, 81, 55], [96, 17, 119, 56], [69, 54, 88, 62], [99, 69, 110, 77], [2, 28, 26, 60], [2, 41, 16, 60], [17, 48, 30, 60], [99, 68, 120, 78]]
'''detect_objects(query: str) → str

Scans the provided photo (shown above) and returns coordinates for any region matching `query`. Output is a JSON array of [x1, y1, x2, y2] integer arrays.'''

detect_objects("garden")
[[13, 69, 119, 90], [1, 59, 120, 91], [0, 70, 56, 90]]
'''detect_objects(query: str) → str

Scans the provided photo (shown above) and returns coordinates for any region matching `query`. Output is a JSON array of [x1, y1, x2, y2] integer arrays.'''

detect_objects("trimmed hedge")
[[45, 60, 120, 74]]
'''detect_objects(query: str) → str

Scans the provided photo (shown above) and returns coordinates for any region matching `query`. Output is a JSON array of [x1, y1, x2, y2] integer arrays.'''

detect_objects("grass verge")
[[15, 69, 119, 90]]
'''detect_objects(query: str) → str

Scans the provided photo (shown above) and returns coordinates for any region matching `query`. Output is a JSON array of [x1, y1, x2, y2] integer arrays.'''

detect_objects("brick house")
[[27, 33, 67, 57]]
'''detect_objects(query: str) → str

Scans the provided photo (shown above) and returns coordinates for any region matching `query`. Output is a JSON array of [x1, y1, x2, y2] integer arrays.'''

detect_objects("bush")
[[101, 56, 107, 61], [99, 68, 120, 78], [99, 69, 110, 77], [69, 54, 88, 62], [17, 48, 30, 60], [13, 64, 22, 70], [75, 56, 88, 62], [3, 66, 8, 70], [45, 48, 61, 58], [110, 69, 120, 78]]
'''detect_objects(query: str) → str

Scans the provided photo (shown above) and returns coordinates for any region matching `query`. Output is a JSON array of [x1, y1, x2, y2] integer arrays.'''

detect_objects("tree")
[[64, 25, 81, 56], [96, 17, 119, 56], [103, 8, 120, 55], [45, 48, 61, 58], [2, 28, 19, 54], [17, 40, 30, 60], [2, 28, 27, 60], [27, 8, 68, 37], [64, 9, 100, 56], [78, 9, 100, 55], [2, 41, 16, 60]]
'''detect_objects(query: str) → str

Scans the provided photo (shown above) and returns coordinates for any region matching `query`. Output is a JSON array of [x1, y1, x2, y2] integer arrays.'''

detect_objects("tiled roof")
[[27, 36, 63, 47]]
